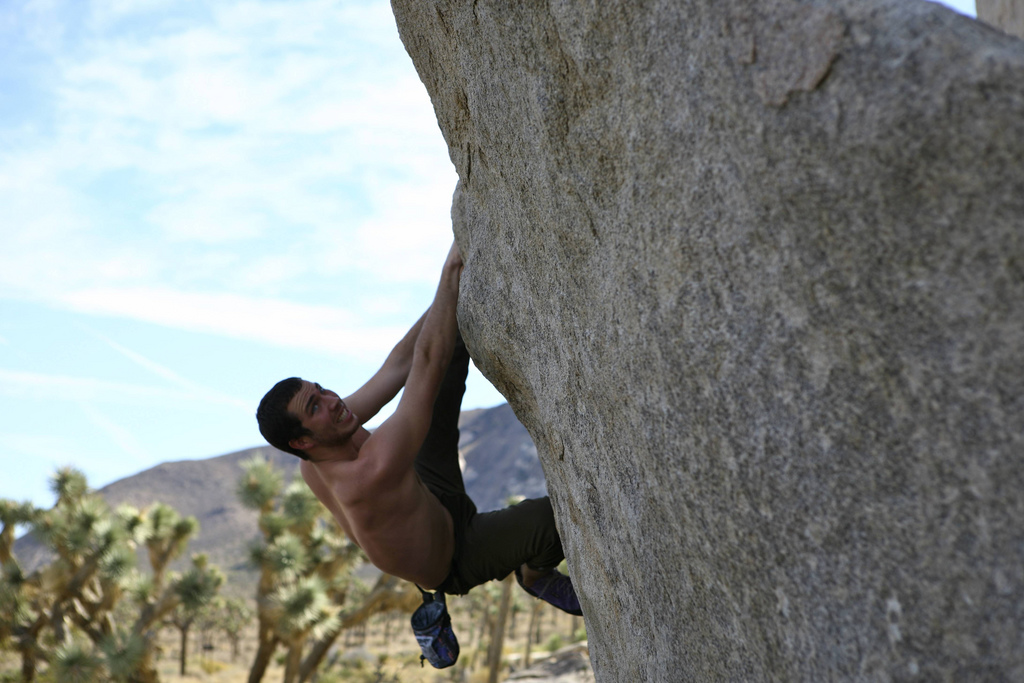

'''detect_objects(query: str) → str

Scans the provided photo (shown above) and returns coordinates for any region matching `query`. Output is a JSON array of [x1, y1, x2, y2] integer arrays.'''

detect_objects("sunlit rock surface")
[[978, 0, 1024, 38], [393, 0, 1024, 679]]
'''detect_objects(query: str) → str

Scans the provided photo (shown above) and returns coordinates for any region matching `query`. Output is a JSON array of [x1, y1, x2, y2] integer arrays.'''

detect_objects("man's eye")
[[312, 404, 319, 413]]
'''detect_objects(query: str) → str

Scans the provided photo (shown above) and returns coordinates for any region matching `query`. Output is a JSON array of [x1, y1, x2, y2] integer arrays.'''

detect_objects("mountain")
[[459, 403, 548, 512], [13, 403, 545, 585]]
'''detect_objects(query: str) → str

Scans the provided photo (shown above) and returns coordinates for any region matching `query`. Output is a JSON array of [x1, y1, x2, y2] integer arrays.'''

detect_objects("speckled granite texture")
[[392, 1, 1024, 679]]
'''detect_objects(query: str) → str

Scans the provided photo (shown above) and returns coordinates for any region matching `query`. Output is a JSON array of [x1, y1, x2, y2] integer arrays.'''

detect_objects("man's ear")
[[289, 435, 315, 452]]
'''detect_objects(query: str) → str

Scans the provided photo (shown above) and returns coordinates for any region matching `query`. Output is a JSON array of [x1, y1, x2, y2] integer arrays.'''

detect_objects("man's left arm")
[[343, 309, 427, 424]]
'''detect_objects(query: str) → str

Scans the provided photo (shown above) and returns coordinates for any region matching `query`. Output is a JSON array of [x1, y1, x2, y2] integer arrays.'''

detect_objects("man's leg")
[[461, 497, 565, 578], [413, 334, 471, 498], [515, 563, 583, 617], [416, 341, 582, 613], [448, 496, 582, 614], [413, 333, 482, 597]]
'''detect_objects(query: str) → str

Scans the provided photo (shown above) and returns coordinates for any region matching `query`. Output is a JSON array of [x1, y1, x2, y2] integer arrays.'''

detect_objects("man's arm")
[[360, 242, 463, 484], [343, 309, 428, 424]]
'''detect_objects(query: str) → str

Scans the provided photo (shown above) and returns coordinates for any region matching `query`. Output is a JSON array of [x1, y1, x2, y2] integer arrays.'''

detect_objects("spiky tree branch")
[[238, 456, 368, 683], [1, 467, 222, 683]]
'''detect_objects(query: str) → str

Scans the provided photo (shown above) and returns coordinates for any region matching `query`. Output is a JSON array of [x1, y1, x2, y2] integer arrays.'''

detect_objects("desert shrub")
[[321, 658, 399, 683], [200, 659, 227, 674], [543, 633, 564, 653]]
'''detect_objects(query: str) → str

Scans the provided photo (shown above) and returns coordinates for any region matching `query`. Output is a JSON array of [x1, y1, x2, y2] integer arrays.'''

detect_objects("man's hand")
[[343, 241, 462, 425], [360, 239, 463, 485], [343, 309, 427, 423], [445, 240, 463, 273]]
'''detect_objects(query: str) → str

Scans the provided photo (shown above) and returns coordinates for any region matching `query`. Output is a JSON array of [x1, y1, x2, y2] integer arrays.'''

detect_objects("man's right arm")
[[343, 309, 427, 424], [360, 242, 463, 485]]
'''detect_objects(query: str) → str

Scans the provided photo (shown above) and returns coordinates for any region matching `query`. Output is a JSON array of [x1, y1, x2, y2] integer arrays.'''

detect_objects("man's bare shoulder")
[[299, 459, 319, 485], [299, 459, 330, 500], [301, 452, 381, 507]]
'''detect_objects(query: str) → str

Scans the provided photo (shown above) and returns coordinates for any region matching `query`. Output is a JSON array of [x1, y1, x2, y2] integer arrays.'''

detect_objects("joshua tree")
[[239, 455, 428, 683], [164, 554, 225, 676], [0, 468, 137, 680], [238, 455, 285, 683], [0, 499, 36, 564], [239, 456, 364, 683], [298, 572, 423, 681], [205, 595, 253, 662], [0, 467, 222, 682]]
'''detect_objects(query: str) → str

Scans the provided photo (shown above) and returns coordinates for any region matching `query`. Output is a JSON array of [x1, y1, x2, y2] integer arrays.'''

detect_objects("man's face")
[[286, 380, 359, 451]]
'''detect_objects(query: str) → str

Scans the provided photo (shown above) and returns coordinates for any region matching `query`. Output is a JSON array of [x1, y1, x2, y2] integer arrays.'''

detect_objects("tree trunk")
[[20, 645, 36, 683], [179, 623, 190, 676], [247, 626, 278, 683], [507, 602, 518, 640], [298, 628, 343, 682], [50, 604, 68, 646], [486, 574, 514, 683], [533, 604, 543, 650], [468, 602, 491, 671], [523, 601, 542, 668], [128, 634, 160, 683], [282, 641, 303, 683]]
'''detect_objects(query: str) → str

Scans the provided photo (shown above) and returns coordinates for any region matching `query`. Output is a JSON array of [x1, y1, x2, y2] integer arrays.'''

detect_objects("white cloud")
[[88, 328, 221, 393], [77, 402, 150, 462], [87, 0, 178, 28], [0, 368, 245, 407], [146, 200, 268, 244], [59, 287, 408, 359], [0, 0, 457, 343], [0, 432, 72, 470]]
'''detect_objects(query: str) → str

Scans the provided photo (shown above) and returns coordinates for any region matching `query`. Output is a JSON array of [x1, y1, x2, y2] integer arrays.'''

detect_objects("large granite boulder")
[[392, 0, 1024, 680], [978, 0, 1024, 38]]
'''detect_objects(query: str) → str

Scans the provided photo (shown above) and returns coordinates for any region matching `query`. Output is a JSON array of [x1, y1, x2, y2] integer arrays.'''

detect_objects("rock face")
[[978, 0, 1024, 39], [392, 0, 1024, 680]]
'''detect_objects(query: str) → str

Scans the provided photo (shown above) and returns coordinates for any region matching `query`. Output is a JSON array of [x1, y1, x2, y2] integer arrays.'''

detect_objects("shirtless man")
[[256, 242, 580, 614]]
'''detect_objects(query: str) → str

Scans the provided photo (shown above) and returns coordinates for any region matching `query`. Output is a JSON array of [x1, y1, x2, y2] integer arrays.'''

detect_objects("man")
[[256, 242, 581, 615]]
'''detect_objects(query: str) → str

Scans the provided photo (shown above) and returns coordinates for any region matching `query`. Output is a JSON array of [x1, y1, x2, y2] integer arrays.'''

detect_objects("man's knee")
[[514, 497, 564, 570]]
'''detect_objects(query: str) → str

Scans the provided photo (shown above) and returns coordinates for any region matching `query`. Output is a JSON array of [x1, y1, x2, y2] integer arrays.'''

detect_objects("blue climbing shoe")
[[515, 568, 583, 616]]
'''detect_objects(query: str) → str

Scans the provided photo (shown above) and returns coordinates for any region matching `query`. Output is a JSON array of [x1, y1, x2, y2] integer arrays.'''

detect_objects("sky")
[[0, 0, 976, 511]]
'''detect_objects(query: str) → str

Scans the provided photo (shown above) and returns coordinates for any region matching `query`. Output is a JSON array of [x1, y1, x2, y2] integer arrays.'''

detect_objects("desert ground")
[[2, 586, 593, 683]]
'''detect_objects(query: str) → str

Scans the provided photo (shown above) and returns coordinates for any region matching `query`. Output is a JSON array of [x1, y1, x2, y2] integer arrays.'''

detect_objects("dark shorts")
[[413, 336, 565, 595]]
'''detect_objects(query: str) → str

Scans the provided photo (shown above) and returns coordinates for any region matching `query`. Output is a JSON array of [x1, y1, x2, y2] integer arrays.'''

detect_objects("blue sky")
[[0, 0, 976, 510]]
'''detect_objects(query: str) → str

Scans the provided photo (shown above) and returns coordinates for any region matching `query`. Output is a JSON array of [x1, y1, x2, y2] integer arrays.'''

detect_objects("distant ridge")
[[460, 403, 547, 511], [13, 404, 545, 588]]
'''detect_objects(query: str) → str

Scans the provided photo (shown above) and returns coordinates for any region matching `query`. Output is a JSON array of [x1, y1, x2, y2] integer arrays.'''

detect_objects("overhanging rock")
[[392, 0, 1024, 680]]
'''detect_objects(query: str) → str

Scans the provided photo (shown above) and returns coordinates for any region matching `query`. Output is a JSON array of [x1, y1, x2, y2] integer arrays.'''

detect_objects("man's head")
[[256, 377, 312, 459], [257, 377, 360, 460]]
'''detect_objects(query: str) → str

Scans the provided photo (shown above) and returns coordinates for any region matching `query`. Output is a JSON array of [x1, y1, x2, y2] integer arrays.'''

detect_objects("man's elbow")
[[412, 337, 451, 373]]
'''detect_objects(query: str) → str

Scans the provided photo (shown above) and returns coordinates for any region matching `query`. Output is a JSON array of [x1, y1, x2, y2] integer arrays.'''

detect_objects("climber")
[[255, 241, 581, 616]]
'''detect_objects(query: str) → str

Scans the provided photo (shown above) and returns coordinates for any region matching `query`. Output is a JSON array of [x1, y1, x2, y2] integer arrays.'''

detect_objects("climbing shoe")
[[515, 567, 583, 616]]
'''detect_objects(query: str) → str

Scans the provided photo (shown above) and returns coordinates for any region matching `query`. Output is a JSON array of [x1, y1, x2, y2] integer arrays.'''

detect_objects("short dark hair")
[[256, 377, 312, 459]]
